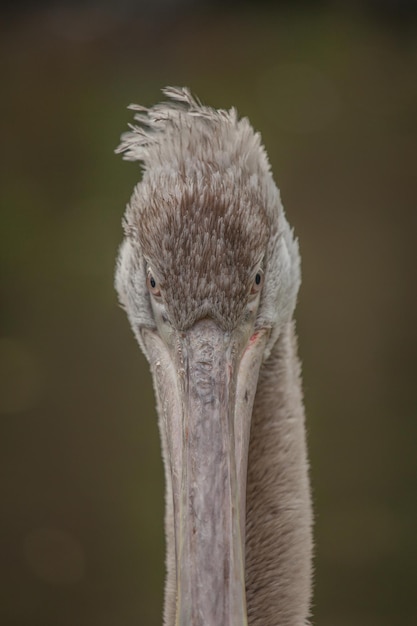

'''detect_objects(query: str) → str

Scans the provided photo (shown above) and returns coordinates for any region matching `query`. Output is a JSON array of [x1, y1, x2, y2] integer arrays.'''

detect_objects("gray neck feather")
[[246, 320, 313, 625]]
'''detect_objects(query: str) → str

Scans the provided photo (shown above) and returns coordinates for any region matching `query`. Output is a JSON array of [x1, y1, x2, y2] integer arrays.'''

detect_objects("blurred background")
[[1, 1, 416, 625]]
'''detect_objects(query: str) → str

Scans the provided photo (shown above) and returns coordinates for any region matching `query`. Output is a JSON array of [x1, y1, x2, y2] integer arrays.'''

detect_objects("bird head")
[[115, 87, 301, 625]]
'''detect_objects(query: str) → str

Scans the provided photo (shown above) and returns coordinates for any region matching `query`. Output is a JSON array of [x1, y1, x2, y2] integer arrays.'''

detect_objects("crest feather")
[[115, 86, 242, 167]]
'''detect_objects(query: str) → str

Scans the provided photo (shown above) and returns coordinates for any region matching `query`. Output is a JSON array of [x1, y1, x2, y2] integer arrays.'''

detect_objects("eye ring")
[[250, 271, 264, 295], [146, 270, 161, 297]]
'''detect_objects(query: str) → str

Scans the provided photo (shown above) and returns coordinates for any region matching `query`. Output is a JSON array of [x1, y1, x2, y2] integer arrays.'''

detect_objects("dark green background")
[[1, 3, 416, 625]]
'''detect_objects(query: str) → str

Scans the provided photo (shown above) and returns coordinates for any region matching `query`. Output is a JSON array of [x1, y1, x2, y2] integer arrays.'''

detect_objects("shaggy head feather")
[[115, 87, 300, 354]]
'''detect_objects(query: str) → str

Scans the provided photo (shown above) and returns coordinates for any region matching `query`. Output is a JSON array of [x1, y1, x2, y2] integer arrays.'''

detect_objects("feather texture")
[[115, 87, 313, 625]]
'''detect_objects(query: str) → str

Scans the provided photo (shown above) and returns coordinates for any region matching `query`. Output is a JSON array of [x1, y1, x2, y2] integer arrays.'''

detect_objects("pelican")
[[115, 87, 313, 626]]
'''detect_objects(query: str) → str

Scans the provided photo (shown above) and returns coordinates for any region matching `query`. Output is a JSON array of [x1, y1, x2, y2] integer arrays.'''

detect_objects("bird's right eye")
[[250, 270, 264, 295], [147, 271, 161, 297]]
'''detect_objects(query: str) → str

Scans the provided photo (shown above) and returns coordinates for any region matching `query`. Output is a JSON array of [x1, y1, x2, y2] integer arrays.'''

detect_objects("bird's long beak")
[[142, 318, 268, 626]]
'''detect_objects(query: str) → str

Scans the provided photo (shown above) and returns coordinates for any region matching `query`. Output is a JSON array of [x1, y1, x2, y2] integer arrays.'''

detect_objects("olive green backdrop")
[[1, 3, 416, 625]]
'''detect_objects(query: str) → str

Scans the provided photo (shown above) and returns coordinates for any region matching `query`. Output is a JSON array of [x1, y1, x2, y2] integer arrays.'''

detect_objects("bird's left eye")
[[250, 271, 264, 295], [147, 271, 161, 297]]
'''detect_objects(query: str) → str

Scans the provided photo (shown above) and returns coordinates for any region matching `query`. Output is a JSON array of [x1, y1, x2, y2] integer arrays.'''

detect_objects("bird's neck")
[[159, 320, 313, 625], [245, 319, 313, 625]]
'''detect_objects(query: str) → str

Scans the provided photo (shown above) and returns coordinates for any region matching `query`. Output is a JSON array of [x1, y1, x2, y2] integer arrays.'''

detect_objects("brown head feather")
[[117, 88, 276, 330]]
